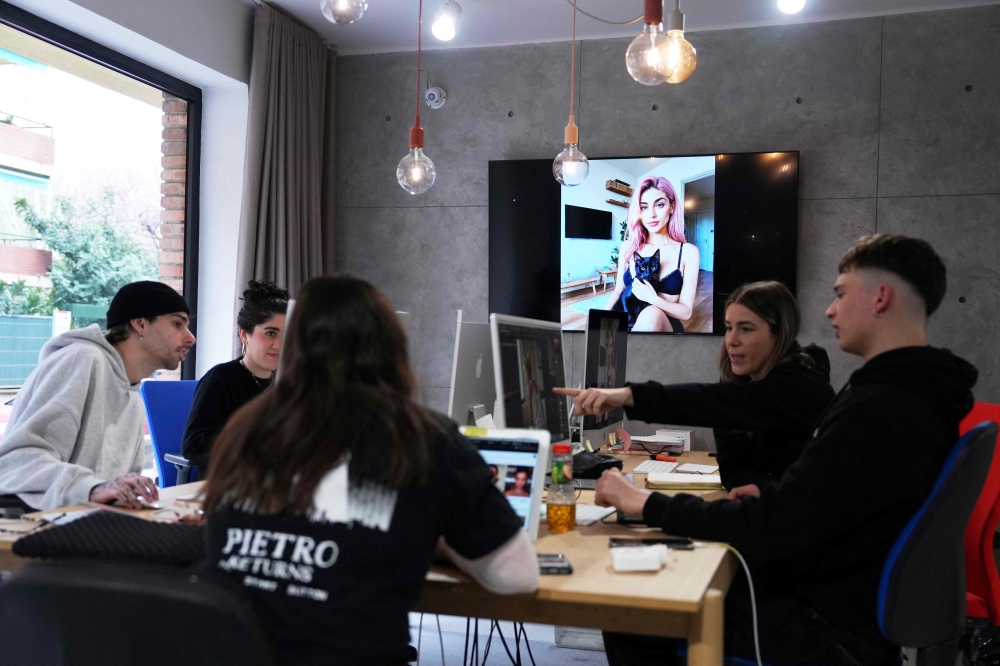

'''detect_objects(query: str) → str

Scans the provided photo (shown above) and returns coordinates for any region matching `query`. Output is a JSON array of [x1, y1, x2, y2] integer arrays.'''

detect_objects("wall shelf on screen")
[[606, 180, 633, 197], [606, 198, 630, 208]]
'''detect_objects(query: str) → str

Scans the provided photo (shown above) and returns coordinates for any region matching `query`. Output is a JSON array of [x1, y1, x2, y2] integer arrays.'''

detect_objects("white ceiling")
[[267, 0, 1000, 56], [608, 157, 671, 178]]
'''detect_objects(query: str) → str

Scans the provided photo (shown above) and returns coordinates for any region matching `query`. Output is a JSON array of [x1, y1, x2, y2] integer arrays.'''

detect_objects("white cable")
[[724, 544, 762, 666], [436, 614, 446, 666], [562, 0, 643, 25]]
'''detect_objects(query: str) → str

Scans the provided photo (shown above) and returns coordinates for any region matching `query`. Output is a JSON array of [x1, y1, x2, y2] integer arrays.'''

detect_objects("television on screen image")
[[565, 205, 613, 240], [488, 152, 799, 336]]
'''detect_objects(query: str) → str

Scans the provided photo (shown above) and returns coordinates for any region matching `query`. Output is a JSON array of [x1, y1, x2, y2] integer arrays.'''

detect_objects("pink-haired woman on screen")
[[605, 176, 701, 332]]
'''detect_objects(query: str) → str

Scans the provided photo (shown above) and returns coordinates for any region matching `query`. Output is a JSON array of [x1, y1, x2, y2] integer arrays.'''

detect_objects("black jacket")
[[642, 346, 977, 651], [626, 345, 835, 490], [181, 359, 271, 470]]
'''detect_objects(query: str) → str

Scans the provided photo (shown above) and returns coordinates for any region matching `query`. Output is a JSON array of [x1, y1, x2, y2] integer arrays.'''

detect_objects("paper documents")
[[646, 472, 723, 491], [676, 463, 719, 475]]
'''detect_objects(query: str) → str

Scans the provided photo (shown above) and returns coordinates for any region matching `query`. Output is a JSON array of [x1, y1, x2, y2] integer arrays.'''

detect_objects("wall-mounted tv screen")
[[489, 152, 799, 335], [565, 205, 612, 240]]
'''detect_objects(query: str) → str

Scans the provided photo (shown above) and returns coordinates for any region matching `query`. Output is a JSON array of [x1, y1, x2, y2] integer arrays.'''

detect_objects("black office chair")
[[878, 421, 999, 666], [0, 560, 279, 666]]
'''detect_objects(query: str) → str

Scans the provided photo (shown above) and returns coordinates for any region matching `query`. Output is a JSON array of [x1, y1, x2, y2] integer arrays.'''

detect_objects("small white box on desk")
[[656, 429, 692, 451]]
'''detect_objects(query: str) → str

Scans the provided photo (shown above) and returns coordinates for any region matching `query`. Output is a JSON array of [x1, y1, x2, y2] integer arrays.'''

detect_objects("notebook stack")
[[645, 472, 723, 491]]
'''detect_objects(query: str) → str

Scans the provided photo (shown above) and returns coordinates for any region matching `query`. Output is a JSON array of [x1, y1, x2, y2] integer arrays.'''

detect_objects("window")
[[0, 3, 201, 384]]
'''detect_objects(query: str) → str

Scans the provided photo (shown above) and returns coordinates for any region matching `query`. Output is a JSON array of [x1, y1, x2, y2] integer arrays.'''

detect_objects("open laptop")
[[460, 426, 550, 542]]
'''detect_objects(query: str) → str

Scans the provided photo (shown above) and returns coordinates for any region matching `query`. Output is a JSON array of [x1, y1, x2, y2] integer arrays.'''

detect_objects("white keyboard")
[[633, 460, 679, 474]]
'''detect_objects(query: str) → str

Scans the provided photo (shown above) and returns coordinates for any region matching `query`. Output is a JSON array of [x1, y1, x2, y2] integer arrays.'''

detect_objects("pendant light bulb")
[[398, 119, 436, 195], [626, 23, 669, 86], [320, 0, 368, 24], [777, 0, 805, 14], [553, 117, 589, 187], [659, 32, 696, 83], [626, 0, 669, 85], [431, 0, 462, 41], [397, 147, 436, 195], [656, 1, 696, 84], [398, 0, 436, 195]]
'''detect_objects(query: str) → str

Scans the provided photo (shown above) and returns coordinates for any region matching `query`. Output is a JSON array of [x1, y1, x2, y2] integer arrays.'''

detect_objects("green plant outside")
[[12, 188, 157, 326]]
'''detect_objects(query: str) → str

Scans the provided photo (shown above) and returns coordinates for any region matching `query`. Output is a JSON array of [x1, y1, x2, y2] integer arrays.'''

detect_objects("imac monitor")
[[460, 426, 550, 541], [582, 309, 628, 445], [489, 313, 571, 444], [447, 312, 496, 426]]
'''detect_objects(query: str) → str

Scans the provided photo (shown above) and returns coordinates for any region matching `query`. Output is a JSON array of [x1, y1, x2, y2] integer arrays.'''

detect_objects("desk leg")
[[687, 588, 723, 666]]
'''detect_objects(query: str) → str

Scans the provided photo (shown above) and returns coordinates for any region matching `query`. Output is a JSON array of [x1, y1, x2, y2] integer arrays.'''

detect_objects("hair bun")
[[243, 280, 290, 304]]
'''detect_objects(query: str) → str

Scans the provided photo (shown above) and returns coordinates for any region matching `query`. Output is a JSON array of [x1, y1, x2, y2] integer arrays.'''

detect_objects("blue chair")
[[878, 421, 999, 665], [139, 379, 199, 487]]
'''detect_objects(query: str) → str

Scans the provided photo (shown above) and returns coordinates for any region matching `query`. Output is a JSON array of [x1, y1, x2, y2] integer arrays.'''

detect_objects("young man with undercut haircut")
[[0, 281, 196, 512], [586, 235, 977, 665]]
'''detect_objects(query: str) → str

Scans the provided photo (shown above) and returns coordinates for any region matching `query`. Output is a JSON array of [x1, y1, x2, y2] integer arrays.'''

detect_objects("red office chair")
[[962, 403, 1000, 625]]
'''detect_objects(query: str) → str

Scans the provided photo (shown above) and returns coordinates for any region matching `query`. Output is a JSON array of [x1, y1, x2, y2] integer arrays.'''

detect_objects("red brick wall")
[[0, 245, 51, 277], [160, 94, 187, 294], [0, 123, 55, 169]]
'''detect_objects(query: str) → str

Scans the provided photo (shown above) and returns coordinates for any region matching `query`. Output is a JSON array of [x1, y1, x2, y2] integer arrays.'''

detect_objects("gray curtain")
[[235, 4, 336, 349]]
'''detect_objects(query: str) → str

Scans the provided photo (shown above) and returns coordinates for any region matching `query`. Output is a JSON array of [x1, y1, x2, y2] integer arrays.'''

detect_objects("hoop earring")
[[872, 309, 882, 318]]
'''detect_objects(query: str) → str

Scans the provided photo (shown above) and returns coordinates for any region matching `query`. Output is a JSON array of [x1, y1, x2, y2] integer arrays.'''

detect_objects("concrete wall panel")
[[337, 42, 573, 210], [336, 205, 488, 389], [878, 6, 1000, 197], [798, 198, 877, 388], [877, 195, 1000, 400], [577, 19, 882, 201]]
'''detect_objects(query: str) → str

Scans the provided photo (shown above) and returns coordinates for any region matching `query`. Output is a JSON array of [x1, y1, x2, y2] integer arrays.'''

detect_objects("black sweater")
[[626, 346, 835, 490], [642, 346, 977, 651], [181, 359, 272, 469]]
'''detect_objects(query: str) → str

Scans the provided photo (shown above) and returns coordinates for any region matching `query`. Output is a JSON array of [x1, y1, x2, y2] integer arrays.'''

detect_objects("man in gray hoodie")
[[0, 281, 196, 511]]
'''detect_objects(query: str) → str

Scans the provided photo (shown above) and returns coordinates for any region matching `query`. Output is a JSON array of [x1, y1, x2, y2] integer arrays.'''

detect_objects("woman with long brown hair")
[[202, 275, 537, 666], [558, 281, 835, 494]]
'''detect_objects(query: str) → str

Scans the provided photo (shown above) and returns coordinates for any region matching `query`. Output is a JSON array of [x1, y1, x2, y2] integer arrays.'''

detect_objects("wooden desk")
[[0, 482, 204, 572], [0, 452, 733, 665], [417, 450, 734, 666], [560, 276, 600, 295], [598, 268, 618, 290]]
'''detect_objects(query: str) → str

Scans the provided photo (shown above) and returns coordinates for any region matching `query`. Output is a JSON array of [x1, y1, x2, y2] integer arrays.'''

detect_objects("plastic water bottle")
[[547, 443, 576, 533]]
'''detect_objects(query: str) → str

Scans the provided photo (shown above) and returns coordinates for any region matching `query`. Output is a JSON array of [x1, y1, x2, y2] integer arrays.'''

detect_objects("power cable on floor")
[[463, 617, 471, 666], [516, 623, 536, 666], [436, 615, 446, 666], [417, 613, 424, 666], [493, 621, 518, 664], [724, 544, 762, 666]]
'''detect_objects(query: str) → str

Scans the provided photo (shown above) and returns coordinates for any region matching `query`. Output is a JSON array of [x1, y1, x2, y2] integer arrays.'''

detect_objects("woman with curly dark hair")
[[181, 280, 289, 474]]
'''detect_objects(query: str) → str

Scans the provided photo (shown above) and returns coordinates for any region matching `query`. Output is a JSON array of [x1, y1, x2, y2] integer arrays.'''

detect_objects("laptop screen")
[[474, 436, 541, 530]]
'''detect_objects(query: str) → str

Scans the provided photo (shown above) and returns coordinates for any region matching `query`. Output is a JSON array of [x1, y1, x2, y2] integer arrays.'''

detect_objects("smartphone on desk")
[[609, 537, 694, 550], [616, 510, 646, 525], [538, 553, 573, 575]]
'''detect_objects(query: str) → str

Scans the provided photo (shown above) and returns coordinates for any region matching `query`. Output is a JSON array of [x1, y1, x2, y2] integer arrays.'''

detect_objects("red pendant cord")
[[563, 0, 579, 146], [409, 0, 425, 148], [570, 0, 576, 118]]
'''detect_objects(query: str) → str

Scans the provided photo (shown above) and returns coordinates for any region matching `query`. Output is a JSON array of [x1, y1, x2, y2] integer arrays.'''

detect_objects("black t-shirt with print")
[[203, 413, 524, 666]]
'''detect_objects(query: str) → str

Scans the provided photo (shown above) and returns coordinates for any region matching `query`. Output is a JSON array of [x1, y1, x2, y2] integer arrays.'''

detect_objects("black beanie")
[[106, 281, 190, 329]]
